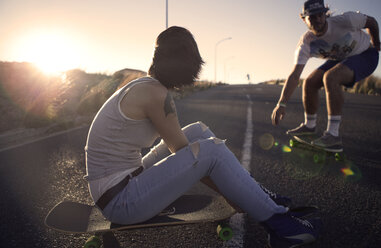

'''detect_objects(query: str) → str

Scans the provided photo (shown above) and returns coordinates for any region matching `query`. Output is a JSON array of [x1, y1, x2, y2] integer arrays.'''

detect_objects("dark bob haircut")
[[148, 26, 204, 89]]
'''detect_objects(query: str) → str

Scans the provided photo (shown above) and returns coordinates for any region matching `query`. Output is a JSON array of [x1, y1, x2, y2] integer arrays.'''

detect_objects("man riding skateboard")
[[271, 0, 380, 151]]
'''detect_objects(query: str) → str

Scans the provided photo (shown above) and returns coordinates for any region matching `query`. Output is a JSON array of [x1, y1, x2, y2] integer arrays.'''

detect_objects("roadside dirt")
[[0, 115, 93, 151]]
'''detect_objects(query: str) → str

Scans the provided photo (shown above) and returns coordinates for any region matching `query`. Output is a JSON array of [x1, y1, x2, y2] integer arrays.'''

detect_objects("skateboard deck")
[[289, 134, 344, 162], [45, 183, 236, 239]]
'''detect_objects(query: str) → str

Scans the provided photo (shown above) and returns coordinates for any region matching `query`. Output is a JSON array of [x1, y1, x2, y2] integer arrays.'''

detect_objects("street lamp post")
[[166, 0, 168, 28], [214, 37, 232, 83]]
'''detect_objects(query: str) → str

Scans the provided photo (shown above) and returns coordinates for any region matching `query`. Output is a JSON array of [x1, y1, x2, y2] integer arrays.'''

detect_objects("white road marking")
[[223, 93, 253, 247], [0, 125, 87, 153]]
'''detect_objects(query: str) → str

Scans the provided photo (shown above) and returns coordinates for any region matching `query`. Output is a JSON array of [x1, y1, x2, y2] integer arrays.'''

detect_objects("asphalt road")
[[0, 84, 380, 248]]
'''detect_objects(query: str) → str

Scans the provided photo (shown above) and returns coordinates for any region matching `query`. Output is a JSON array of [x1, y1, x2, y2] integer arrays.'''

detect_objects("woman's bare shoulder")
[[140, 78, 168, 100], [120, 78, 168, 119], [124, 78, 167, 109]]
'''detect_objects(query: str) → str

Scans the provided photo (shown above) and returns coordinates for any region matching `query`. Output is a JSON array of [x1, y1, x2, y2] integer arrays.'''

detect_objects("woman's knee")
[[197, 121, 209, 132], [198, 137, 227, 155], [190, 137, 226, 158], [182, 121, 215, 141], [182, 121, 207, 132]]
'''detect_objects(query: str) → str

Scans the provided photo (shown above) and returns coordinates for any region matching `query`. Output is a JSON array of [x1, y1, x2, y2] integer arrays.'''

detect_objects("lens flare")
[[282, 145, 292, 153], [341, 167, 354, 176], [339, 160, 362, 182], [281, 146, 323, 180], [259, 133, 275, 150]]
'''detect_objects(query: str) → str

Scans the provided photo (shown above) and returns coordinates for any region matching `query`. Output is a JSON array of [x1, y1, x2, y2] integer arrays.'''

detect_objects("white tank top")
[[85, 77, 160, 201]]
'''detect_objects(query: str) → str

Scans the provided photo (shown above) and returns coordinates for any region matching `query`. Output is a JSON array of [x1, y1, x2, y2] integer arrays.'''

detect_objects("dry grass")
[[348, 75, 381, 95], [0, 62, 146, 132], [263, 75, 381, 96], [172, 80, 223, 99], [0, 62, 219, 133]]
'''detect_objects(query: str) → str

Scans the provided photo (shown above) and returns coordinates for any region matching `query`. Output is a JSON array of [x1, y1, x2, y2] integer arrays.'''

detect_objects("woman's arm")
[[145, 85, 188, 153]]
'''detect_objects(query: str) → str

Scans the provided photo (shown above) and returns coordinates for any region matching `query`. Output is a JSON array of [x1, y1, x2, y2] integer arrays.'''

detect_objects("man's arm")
[[271, 64, 305, 126], [365, 15, 380, 51], [278, 64, 305, 105]]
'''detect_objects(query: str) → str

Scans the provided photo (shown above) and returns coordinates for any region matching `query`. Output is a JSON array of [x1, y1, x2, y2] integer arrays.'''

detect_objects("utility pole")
[[166, 0, 168, 29], [214, 37, 232, 83]]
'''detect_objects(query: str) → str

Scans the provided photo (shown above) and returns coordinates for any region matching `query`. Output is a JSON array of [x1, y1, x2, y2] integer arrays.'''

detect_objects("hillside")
[[0, 61, 217, 141], [263, 75, 381, 95], [0, 62, 146, 133]]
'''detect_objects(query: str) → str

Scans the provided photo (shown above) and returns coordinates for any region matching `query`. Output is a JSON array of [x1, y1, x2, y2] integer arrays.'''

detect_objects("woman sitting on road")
[[85, 26, 321, 247]]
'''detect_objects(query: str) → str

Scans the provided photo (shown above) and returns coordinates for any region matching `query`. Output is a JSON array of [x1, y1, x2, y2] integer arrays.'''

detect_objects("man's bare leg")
[[303, 69, 325, 115], [316, 63, 355, 137], [302, 69, 325, 129], [323, 63, 354, 116]]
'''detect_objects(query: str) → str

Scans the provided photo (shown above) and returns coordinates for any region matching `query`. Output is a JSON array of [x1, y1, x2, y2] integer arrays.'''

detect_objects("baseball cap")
[[301, 0, 329, 17]]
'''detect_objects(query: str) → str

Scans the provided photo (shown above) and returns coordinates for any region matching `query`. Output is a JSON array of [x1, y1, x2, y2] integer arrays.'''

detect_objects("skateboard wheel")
[[335, 153, 343, 161], [217, 224, 233, 241], [313, 152, 326, 163], [313, 154, 321, 163], [289, 139, 296, 147], [84, 235, 102, 248]]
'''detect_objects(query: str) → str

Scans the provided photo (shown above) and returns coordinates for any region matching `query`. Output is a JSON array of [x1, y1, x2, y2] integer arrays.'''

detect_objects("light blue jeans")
[[102, 122, 287, 224]]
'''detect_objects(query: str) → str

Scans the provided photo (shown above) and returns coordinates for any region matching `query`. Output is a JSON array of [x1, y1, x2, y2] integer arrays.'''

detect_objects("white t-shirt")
[[295, 11, 370, 64]]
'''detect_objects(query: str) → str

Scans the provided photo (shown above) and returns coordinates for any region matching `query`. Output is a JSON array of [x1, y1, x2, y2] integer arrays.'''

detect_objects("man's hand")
[[374, 42, 380, 51], [271, 65, 304, 126], [271, 105, 286, 126], [365, 15, 380, 51]]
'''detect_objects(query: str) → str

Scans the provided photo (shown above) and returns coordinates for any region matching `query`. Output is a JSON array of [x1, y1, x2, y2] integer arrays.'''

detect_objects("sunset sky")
[[1, 0, 380, 84]]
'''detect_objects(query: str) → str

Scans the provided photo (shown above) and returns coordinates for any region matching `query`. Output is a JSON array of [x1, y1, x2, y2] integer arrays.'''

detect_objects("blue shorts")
[[318, 47, 379, 87]]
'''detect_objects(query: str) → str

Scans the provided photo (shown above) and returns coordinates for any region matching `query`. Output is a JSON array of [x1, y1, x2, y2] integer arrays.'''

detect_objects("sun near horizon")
[[12, 29, 84, 75]]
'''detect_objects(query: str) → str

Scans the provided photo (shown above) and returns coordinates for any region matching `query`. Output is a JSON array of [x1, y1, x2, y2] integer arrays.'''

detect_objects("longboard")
[[45, 183, 236, 247], [289, 134, 344, 162]]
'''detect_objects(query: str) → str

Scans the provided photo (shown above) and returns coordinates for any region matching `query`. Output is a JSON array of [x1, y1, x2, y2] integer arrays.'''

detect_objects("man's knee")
[[304, 71, 324, 91], [324, 68, 338, 85], [323, 64, 354, 88]]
